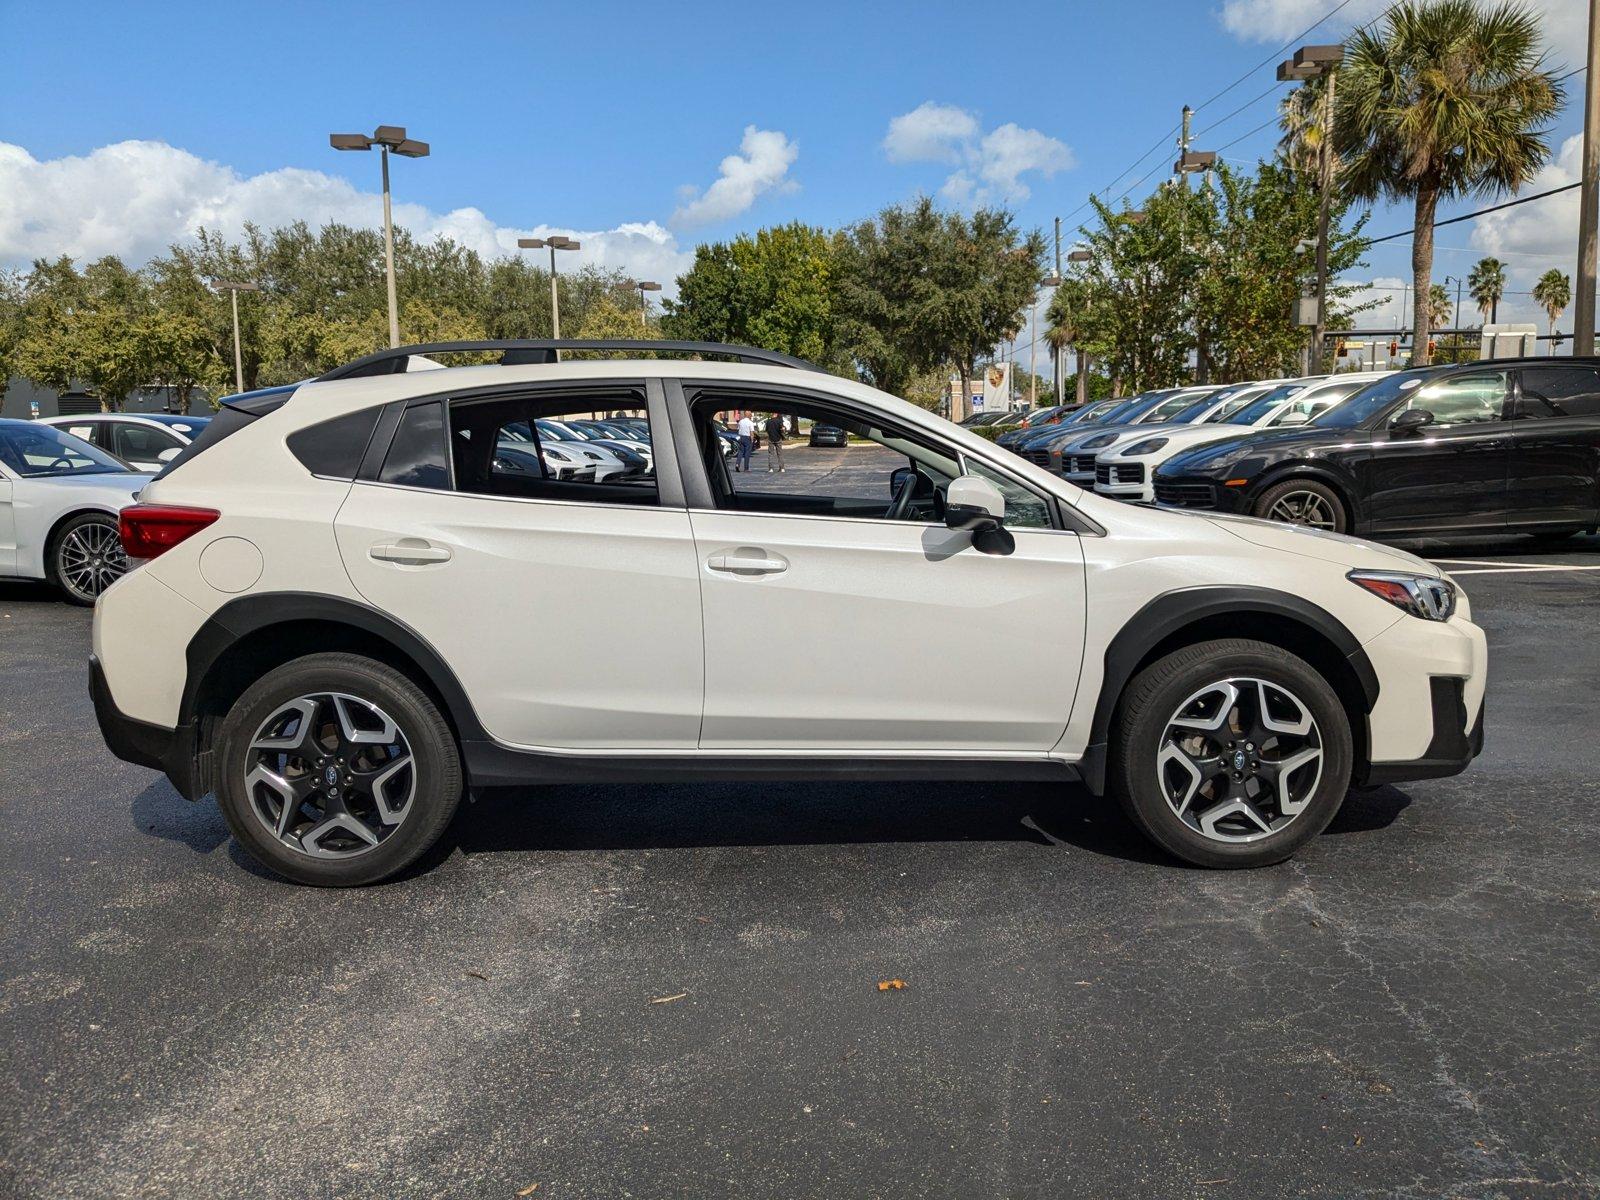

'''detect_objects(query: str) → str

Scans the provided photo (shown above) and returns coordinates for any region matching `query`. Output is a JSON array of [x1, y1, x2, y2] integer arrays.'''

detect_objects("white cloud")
[[670, 126, 798, 229], [883, 104, 1074, 206], [0, 139, 693, 289], [1217, 0, 1585, 55], [884, 102, 980, 164]]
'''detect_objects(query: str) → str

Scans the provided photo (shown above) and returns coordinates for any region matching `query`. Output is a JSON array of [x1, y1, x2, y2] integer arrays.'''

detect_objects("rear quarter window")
[[287, 407, 383, 479]]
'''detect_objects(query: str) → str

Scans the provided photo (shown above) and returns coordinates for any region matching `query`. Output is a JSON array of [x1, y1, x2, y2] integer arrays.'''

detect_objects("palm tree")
[[1335, 0, 1564, 365], [1467, 256, 1506, 324], [1277, 78, 1330, 175], [1531, 268, 1571, 352], [1428, 283, 1455, 329]]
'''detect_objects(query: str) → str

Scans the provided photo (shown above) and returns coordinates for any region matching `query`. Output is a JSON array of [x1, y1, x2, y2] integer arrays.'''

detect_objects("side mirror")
[[944, 476, 1015, 556], [1390, 408, 1435, 436], [157, 446, 183, 463], [890, 465, 914, 496]]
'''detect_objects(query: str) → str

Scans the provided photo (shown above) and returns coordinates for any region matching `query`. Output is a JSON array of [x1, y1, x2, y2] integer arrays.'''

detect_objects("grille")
[[1022, 450, 1051, 468], [1095, 462, 1147, 486], [1064, 454, 1097, 476], [1154, 482, 1217, 509]]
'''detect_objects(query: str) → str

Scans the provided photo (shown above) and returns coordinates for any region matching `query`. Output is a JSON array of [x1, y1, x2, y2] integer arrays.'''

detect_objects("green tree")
[[76, 257, 154, 411], [144, 256, 228, 409], [1467, 256, 1506, 324], [1334, 0, 1564, 364], [663, 222, 841, 368], [0, 270, 22, 408], [1531, 268, 1570, 346], [16, 257, 91, 396], [834, 198, 1042, 419]]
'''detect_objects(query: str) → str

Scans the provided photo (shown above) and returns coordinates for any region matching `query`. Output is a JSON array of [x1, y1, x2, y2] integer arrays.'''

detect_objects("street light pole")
[[517, 236, 582, 357], [330, 126, 430, 349], [210, 279, 260, 394], [1280, 45, 1344, 374], [633, 279, 661, 323], [1053, 217, 1063, 404], [1575, 0, 1600, 356]]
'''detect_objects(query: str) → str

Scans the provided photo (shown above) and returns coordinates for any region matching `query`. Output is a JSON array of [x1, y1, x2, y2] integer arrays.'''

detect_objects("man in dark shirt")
[[764, 413, 787, 472]]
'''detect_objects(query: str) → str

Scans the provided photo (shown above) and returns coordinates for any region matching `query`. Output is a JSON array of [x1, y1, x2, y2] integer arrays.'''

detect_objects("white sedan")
[[41, 413, 210, 472], [0, 420, 151, 604]]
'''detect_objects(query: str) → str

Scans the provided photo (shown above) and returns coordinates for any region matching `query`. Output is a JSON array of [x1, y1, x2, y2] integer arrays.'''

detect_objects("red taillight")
[[119, 504, 220, 560]]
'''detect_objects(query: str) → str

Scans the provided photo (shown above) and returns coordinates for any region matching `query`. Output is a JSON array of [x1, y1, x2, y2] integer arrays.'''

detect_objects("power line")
[[1362, 182, 1583, 246], [1190, 0, 1358, 115], [1192, 82, 1285, 142]]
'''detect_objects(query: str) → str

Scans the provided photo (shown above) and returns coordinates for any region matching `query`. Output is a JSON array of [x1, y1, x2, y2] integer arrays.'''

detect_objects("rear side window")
[[287, 407, 382, 479], [379, 402, 450, 489], [1519, 366, 1600, 419]]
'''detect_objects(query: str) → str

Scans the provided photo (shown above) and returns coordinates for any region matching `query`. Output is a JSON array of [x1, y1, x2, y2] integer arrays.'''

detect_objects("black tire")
[[48, 511, 126, 606], [1252, 478, 1348, 534], [215, 653, 463, 886], [1108, 638, 1353, 869]]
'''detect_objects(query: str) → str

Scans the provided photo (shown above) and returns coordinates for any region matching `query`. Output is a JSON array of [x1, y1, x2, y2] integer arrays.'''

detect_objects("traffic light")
[[1427, 338, 1437, 357], [1336, 339, 1349, 358], [1389, 340, 1399, 358]]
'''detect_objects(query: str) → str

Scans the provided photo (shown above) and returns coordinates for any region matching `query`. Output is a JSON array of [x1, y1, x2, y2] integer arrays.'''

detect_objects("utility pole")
[[1178, 106, 1193, 190], [1279, 46, 1343, 373], [1053, 216, 1064, 404], [210, 280, 259, 394], [1575, 0, 1599, 355]]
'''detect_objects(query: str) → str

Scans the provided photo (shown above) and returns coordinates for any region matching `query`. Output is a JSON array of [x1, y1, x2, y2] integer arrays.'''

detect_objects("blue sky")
[[0, 0, 1588, 333]]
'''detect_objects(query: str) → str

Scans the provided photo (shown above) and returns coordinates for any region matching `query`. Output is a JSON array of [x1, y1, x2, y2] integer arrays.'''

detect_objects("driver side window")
[[692, 395, 959, 524], [1399, 373, 1508, 426]]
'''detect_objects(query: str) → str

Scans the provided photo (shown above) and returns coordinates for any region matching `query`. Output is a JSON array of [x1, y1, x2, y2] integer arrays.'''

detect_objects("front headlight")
[[1079, 433, 1119, 450], [1123, 437, 1169, 456], [1347, 570, 1457, 621]]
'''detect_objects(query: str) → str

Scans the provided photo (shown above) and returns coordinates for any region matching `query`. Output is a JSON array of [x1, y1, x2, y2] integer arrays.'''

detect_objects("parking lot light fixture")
[[330, 125, 430, 349], [518, 235, 583, 356], [210, 279, 260, 394], [633, 279, 662, 322]]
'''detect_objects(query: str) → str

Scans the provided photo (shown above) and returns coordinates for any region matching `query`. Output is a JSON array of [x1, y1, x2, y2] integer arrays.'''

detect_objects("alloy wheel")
[[1156, 677, 1324, 844], [244, 692, 416, 859], [57, 520, 127, 601], [1265, 489, 1337, 530]]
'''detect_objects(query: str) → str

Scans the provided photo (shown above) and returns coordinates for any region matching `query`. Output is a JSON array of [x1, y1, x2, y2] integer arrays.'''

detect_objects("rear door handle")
[[370, 539, 452, 566], [707, 551, 788, 576]]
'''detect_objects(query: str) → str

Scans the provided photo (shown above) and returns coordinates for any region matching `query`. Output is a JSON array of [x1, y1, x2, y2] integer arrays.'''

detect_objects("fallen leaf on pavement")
[[877, 979, 906, 991], [466, 971, 489, 981], [651, 992, 688, 1004], [518, 1184, 539, 1196]]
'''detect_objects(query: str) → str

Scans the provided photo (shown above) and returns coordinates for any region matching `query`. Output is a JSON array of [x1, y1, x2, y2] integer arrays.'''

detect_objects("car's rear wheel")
[[1109, 639, 1353, 868], [1253, 479, 1348, 534], [50, 511, 127, 605], [215, 653, 462, 886]]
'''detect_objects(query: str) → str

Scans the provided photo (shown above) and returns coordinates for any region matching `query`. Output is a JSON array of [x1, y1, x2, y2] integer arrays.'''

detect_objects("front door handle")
[[370, 539, 452, 566], [707, 550, 788, 576]]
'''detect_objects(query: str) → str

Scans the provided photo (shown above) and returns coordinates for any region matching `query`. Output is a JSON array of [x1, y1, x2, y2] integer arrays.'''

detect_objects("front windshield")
[[1311, 372, 1427, 429], [1223, 383, 1307, 425], [1169, 390, 1236, 423], [1144, 390, 1211, 422], [1064, 400, 1116, 425], [0, 423, 129, 477], [1095, 394, 1160, 425]]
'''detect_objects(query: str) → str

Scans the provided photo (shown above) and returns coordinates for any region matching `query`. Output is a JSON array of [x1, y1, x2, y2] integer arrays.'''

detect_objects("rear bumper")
[[1359, 676, 1484, 786], [90, 655, 204, 800]]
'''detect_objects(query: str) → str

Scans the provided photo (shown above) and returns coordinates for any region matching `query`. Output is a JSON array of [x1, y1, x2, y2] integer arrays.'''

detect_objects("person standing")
[[736, 413, 755, 473], [764, 412, 786, 472]]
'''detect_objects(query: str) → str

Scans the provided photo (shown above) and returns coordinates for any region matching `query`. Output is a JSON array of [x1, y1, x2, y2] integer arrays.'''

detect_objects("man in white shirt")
[[735, 414, 755, 473]]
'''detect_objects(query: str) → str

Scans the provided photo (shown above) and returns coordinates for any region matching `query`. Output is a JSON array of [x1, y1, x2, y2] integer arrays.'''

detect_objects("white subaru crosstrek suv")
[[1094, 373, 1390, 504], [90, 339, 1487, 886]]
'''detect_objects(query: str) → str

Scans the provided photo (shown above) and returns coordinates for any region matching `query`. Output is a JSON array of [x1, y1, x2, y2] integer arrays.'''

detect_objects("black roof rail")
[[315, 339, 824, 382]]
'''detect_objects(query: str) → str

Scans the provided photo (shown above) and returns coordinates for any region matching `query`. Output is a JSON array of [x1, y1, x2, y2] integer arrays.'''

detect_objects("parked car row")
[[995, 358, 1600, 541]]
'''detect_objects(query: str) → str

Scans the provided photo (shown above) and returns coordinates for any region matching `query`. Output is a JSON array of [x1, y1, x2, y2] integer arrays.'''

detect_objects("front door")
[[335, 389, 704, 752], [1365, 370, 1512, 536], [1506, 365, 1600, 527], [684, 388, 1086, 753]]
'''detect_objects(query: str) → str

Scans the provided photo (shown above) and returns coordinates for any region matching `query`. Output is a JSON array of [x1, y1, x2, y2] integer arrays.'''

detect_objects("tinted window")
[[1399, 372, 1508, 426], [1518, 366, 1600, 419], [380, 402, 450, 489], [1224, 383, 1306, 425], [288, 407, 382, 479], [111, 422, 182, 462], [0, 423, 129, 477], [450, 393, 657, 504], [1312, 370, 1435, 429]]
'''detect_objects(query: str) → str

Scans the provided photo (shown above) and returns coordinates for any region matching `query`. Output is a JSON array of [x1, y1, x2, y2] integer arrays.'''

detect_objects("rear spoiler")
[[219, 383, 303, 417]]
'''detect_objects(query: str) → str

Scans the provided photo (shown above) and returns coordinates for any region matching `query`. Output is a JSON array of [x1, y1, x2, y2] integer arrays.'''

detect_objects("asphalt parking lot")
[[3, 522, 1599, 1198]]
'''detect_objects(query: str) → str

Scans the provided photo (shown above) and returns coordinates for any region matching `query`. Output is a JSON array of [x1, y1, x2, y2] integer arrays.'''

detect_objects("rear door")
[[1506, 365, 1600, 528], [334, 382, 705, 751], [1364, 371, 1512, 536]]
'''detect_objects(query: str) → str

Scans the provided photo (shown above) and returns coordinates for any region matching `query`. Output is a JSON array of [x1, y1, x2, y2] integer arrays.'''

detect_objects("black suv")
[[1153, 359, 1600, 540]]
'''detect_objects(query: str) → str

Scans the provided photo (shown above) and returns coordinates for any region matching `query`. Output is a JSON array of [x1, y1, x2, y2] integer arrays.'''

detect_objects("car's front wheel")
[[50, 511, 127, 605], [215, 653, 463, 886], [1252, 479, 1348, 533], [1109, 639, 1353, 868]]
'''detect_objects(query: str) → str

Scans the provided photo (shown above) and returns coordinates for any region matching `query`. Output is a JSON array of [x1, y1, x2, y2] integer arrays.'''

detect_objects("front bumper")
[[90, 655, 204, 800], [1359, 676, 1485, 786], [1151, 474, 1252, 513]]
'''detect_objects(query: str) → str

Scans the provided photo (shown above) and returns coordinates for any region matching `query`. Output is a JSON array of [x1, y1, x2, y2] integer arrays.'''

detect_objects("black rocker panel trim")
[[1077, 586, 1381, 794]]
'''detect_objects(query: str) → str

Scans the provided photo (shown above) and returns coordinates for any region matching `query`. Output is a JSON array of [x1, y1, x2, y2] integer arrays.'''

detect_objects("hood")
[[1103, 422, 1243, 459], [1204, 510, 1441, 574]]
